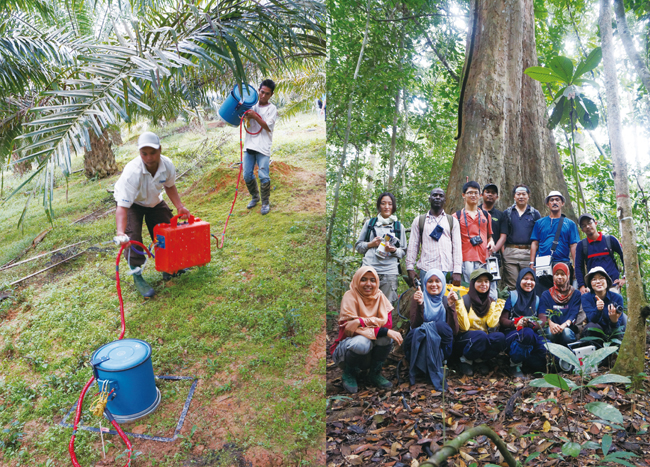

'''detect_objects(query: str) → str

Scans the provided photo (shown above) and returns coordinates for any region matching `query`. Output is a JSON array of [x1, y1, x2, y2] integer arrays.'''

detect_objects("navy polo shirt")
[[500, 205, 541, 245], [480, 205, 502, 244], [575, 233, 624, 287], [531, 216, 580, 263], [538, 289, 582, 324]]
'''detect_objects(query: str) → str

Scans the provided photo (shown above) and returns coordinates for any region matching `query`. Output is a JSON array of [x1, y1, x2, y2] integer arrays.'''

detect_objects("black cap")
[[578, 213, 596, 226], [483, 183, 498, 194]]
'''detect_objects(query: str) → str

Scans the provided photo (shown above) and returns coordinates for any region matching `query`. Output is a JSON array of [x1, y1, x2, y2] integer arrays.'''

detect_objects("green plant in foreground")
[[529, 342, 637, 463]]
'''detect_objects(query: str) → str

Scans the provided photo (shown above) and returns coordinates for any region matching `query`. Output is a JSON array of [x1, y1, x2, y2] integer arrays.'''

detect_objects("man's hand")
[[408, 270, 417, 283], [113, 234, 130, 246], [452, 273, 461, 287], [414, 287, 424, 305], [614, 278, 626, 287], [177, 205, 190, 219], [447, 290, 458, 310], [385, 244, 397, 253], [487, 238, 495, 252], [596, 295, 604, 311], [341, 319, 360, 337], [387, 329, 403, 346], [579, 286, 589, 294]]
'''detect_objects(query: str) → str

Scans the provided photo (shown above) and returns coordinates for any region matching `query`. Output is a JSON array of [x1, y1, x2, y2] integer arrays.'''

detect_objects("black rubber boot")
[[260, 182, 271, 215], [367, 344, 393, 388], [245, 179, 260, 209], [341, 350, 366, 393]]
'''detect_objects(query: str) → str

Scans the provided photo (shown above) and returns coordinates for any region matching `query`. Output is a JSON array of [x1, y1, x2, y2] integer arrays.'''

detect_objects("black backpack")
[[502, 204, 541, 235]]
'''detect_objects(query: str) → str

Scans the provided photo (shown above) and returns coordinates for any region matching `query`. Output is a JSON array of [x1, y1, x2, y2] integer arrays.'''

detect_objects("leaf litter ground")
[[326, 315, 650, 467]]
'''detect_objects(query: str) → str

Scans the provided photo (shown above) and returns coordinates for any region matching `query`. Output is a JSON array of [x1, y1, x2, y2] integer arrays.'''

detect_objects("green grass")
[[0, 113, 325, 466]]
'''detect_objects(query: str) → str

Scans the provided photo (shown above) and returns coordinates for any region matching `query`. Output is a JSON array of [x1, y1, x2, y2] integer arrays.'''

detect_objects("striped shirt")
[[406, 211, 462, 274]]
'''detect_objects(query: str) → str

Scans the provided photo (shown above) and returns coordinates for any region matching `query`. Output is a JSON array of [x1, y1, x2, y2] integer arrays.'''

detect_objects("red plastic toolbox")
[[153, 215, 211, 274]]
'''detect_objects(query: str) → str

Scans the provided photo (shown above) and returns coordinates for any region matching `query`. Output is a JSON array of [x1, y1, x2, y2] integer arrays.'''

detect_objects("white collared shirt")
[[114, 155, 176, 208]]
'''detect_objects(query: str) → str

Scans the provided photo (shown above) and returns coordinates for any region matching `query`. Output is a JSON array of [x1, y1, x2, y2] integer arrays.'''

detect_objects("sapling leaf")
[[544, 374, 570, 390], [601, 434, 612, 455], [586, 402, 624, 424], [545, 342, 580, 368], [581, 441, 600, 450], [562, 441, 581, 457], [549, 56, 574, 83], [525, 452, 542, 464], [548, 97, 566, 129], [524, 66, 566, 83], [582, 346, 618, 370], [587, 374, 631, 386], [574, 47, 602, 79]]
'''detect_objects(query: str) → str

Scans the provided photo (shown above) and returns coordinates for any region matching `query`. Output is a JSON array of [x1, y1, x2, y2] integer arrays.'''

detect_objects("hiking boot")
[[245, 179, 260, 209], [510, 360, 524, 377], [476, 362, 490, 376], [341, 365, 359, 394], [459, 356, 474, 376], [367, 360, 392, 389], [131, 269, 155, 298], [260, 182, 271, 215]]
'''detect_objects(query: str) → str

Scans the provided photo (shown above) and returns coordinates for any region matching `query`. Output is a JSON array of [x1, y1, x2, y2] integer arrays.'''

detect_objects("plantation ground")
[[0, 113, 326, 466]]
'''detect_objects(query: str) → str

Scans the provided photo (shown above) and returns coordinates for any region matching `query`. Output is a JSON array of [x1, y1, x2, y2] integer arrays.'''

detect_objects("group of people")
[[113, 80, 277, 297], [332, 183, 627, 393]]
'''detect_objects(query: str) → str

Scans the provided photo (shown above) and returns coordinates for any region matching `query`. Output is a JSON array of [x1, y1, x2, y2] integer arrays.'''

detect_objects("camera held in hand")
[[414, 278, 421, 290], [615, 305, 626, 315], [469, 235, 483, 246]]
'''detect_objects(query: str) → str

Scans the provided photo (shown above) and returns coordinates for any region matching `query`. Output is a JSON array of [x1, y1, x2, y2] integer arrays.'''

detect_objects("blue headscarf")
[[422, 269, 447, 323]]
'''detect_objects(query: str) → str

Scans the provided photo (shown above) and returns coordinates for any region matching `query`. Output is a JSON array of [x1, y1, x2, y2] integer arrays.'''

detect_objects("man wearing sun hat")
[[529, 190, 580, 296], [113, 131, 190, 298]]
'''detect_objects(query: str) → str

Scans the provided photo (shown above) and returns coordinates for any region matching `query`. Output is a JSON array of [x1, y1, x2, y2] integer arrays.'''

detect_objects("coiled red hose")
[[69, 240, 152, 466]]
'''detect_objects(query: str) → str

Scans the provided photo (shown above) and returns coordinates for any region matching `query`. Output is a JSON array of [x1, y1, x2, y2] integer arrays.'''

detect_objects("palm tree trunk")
[[326, 0, 371, 261], [600, 0, 648, 376]]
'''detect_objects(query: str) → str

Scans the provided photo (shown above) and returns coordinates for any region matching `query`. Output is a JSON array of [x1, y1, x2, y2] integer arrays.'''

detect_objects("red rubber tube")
[[69, 240, 153, 466], [216, 110, 262, 249]]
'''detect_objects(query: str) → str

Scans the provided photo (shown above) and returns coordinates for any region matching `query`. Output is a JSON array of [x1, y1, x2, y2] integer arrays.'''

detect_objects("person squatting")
[[333, 183, 627, 393]]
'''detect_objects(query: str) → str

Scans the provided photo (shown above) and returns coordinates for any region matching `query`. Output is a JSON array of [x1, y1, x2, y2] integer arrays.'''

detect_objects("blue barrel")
[[91, 339, 161, 423], [218, 84, 259, 127]]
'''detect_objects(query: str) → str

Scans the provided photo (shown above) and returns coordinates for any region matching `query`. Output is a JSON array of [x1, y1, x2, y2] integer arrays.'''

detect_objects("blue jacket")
[[575, 234, 624, 288], [539, 290, 582, 325], [581, 291, 624, 333]]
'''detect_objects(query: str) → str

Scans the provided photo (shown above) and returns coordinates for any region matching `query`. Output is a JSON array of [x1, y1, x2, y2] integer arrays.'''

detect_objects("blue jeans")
[[544, 326, 577, 346], [243, 149, 270, 184]]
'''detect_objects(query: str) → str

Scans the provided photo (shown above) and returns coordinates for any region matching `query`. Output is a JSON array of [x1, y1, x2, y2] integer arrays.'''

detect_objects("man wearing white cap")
[[529, 190, 580, 295], [113, 132, 190, 297]]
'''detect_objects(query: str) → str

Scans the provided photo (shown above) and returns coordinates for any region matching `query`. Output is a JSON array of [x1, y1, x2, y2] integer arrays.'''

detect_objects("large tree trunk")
[[84, 128, 118, 179], [600, 0, 649, 377], [446, 0, 574, 217]]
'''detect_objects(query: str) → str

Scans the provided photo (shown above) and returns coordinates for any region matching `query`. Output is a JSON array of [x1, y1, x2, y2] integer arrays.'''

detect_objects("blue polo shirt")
[[499, 205, 541, 245], [581, 291, 624, 333], [575, 233, 624, 288], [531, 216, 580, 263], [538, 289, 582, 324]]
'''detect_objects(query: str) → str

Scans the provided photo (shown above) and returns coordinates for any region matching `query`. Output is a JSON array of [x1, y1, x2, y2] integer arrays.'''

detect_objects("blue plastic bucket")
[[91, 339, 160, 423], [218, 84, 259, 127]]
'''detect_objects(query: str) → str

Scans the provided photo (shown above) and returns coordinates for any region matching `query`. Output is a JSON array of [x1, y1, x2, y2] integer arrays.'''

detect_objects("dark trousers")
[[453, 330, 506, 361], [125, 201, 173, 267], [404, 321, 455, 362], [505, 328, 547, 372]]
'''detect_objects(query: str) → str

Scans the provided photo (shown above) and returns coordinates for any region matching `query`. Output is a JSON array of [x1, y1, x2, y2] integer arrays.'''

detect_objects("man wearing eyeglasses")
[[454, 181, 497, 299], [575, 213, 625, 294]]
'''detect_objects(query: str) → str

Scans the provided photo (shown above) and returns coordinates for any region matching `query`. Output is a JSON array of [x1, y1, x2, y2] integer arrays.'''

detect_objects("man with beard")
[[406, 188, 462, 286], [530, 191, 580, 295]]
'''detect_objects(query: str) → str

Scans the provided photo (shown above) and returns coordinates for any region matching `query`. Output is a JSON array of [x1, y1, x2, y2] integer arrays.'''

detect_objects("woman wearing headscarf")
[[500, 268, 547, 376], [404, 269, 459, 390], [330, 266, 404, 393], [581, 266, 626, 345], [355, 192, 408, 304], [539, 263, 581, 346], [450, 268, 506, 376]]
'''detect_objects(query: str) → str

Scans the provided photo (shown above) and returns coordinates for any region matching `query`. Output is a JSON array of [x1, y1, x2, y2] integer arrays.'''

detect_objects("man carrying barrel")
[[243, 79, 278, 215], [113, 132, 190, 298]]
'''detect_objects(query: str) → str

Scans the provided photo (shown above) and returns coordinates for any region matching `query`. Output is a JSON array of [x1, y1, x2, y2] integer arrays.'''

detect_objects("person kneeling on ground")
[[451, 268, 506, 376], [539, 263, 581, 346], [500, 268, 547, 377], [113, 132, 190, 298], [581, 266, 626, 346], [404, 270, 459, 390], [330, 266, 404, 393]]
